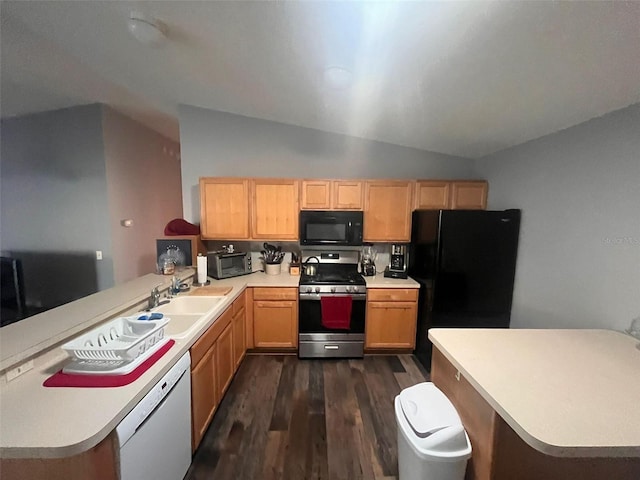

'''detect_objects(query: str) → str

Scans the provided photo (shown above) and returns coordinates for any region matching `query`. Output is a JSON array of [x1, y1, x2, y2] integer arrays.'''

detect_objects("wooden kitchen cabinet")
[[251, 179, 299, 239], [245, 287, 255, 349], [363, 180, 413, 242], [215, 319, 234, 399], [450, 180, 488, 210], [200, 176, 486, 243], [232, 291, 246, 368], [300, 179, 331, 209], [191, 342, 217, 451], [252, 287, 298, 349], [333, 180, 363, 209], [365, 288, 418, 349], [414, 181, 451, 210], [200, 177, 251, 239], [430, 348, 639, 480], [300, 179, 363, 210], [415, 180, 488, 210], [200, 177, 299, 240], [189, 303, 234, 451], [190, 294, 249, 452]]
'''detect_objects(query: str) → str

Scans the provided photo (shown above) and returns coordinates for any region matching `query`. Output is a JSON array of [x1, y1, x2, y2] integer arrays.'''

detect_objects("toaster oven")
[[207, 251, 252, 279]]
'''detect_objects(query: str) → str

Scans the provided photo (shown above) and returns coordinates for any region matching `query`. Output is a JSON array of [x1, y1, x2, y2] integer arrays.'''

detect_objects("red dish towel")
[[321, 296, 353, 330], [43, 340, 175, 388]]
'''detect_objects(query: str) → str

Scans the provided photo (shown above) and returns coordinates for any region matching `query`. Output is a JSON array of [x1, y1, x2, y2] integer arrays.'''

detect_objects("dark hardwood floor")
[[186, 354, 429, 480]]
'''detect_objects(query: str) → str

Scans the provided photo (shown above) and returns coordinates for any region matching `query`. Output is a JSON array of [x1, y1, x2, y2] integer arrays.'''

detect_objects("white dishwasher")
[[116, 352, 192, 480]]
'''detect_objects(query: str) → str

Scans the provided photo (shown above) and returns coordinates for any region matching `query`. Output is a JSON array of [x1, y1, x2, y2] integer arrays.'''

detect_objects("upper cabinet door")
[[415, 180, 488, 210], [200, 178, 250, 239], [451, 181, 488, 210], [251, 179, 299, 239], [363, 180, 413, 242], [300, 180, 331, 210], [415, 181, 451, 210], [332, 181, 363, 210], [300, 179, 363, 210]]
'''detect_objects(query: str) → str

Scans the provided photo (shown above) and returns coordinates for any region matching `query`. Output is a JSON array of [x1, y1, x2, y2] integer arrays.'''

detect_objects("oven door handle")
[[324, 345, 340, 350], [299, 293, 367, 300]]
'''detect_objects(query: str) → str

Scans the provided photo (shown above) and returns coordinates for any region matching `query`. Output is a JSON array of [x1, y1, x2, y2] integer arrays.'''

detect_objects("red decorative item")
[[43, 340, 175, 388], [320, 296, 353, 330], [164, 218, 200, 236]]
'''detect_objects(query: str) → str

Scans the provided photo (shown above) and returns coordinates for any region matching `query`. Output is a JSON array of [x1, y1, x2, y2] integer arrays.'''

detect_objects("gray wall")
[[0, 105, 114, 306], [476, 103, 640, 331], [179, 105, 476, 223]]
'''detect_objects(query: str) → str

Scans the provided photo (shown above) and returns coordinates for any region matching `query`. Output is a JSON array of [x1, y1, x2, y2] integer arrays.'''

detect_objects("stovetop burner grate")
[[299, 249, 365, 287], [299, 272, 366, 286]]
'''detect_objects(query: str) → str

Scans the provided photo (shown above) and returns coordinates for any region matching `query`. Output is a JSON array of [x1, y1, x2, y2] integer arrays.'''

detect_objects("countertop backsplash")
[[202, 240, 394, 273]]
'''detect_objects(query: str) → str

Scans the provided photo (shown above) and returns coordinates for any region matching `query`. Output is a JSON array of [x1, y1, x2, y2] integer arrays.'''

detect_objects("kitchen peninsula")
[[429, 328, 640, 480], [0, 267, 417, 479], [0, 270, 293, 459]]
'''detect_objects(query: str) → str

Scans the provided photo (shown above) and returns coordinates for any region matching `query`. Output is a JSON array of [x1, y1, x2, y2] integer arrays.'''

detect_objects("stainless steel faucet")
[[148, 286, 161, 310]]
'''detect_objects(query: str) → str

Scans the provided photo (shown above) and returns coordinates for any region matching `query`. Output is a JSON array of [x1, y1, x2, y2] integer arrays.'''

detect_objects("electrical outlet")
[[96, 250, 103, 260], [6, 360, 34, 381]]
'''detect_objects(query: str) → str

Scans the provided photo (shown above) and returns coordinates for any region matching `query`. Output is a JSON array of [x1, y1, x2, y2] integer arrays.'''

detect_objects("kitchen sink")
[[154, 296, 223, 315], [161, 314, 207, 339], [150, 296, 225, 338]]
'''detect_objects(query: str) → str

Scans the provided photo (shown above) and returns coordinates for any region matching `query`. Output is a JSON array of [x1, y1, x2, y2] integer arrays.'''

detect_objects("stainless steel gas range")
[[298, 250, 366, 358]]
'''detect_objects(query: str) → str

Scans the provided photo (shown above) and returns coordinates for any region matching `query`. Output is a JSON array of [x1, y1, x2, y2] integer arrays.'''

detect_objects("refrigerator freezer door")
[[410, 209, 520, 370], [408, 210, 441, 278], [433, 209, 520, 319]]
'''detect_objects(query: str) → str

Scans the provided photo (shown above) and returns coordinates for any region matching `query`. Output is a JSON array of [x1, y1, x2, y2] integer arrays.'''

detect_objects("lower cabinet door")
[[190, 345, 217, 451], [253, 300, 297, 348], [232, 307, 246, 368], [365, 301, 417, 348], [215, 322, 235, 399]]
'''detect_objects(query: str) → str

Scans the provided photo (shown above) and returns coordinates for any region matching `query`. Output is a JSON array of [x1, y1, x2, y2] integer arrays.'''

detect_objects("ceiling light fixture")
[[127, 11, 168, 46], [323, 66, 353, 90]]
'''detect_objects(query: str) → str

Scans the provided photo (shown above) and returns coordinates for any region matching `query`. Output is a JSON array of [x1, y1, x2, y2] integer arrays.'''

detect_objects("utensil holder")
[[264, 263, 281, 275]]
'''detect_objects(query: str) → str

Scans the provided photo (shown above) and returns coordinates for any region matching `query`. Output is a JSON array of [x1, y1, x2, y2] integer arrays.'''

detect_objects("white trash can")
[[395, 382, 472, 480]]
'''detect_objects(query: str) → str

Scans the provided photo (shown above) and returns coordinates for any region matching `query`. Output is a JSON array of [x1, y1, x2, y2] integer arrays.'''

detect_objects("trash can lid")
[[399, 382, 463, 436]]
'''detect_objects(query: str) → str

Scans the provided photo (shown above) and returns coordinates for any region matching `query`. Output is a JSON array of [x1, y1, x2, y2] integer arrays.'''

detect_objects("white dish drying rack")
[[61, 316, 169, 375]]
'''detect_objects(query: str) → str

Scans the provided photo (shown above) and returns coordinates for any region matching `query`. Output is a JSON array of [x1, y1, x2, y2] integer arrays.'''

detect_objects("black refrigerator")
[[409, 209, 521, 370]]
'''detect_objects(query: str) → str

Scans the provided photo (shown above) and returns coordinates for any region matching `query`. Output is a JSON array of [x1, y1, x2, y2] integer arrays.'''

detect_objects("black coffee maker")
[[384, 244, 408, 279]]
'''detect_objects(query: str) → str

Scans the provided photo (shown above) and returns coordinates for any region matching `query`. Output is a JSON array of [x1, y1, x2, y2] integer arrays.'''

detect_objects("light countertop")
[[0, 269, 417, 459], [0, 272, 192, 372], [429, 328, 640, 458], [364, 272, 419, 288]]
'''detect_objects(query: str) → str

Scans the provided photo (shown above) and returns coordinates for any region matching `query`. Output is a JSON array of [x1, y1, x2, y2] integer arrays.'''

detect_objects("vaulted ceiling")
[[2, 1, 639, 159]]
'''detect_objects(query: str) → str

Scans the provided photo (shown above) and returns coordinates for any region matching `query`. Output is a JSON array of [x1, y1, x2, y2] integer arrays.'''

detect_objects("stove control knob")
[[314, 287, 321, 294], [346, 286, 353, 293], [305, 287, 313, 294], [331, 286, 337, 293]]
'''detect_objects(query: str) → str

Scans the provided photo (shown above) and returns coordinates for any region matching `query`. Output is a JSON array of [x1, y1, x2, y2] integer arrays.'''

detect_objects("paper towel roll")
[[197, 254, 208, 284]]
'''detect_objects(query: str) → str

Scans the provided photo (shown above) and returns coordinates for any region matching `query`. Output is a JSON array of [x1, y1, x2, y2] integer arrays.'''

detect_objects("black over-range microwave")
[[299, 210, 364, 246]]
